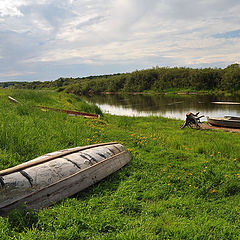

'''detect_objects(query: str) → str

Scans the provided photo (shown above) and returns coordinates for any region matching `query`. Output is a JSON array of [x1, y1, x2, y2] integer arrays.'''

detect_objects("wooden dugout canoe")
[[8, 96, 100, 119], [207, 116, 240, 128], [37, 106, 100, 119], [0, 142, 131, 216]]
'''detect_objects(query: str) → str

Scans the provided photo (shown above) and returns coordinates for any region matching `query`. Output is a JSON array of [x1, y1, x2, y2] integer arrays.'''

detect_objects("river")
[[83, 94, 240, 120]]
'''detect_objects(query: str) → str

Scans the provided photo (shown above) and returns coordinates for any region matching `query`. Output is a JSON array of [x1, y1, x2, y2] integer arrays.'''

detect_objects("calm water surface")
[[83, 94, 240, 120]]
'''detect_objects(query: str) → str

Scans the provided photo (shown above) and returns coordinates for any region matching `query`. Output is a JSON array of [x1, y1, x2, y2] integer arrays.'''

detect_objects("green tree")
[[222, 64, 240, 90]]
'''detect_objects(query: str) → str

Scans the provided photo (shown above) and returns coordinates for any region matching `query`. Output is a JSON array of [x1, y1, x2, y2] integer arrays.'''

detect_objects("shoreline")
[[96, 90, 239, 96]]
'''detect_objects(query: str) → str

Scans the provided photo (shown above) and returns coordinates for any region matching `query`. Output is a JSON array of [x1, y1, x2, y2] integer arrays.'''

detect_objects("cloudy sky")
[[0, 0, 240, 82]]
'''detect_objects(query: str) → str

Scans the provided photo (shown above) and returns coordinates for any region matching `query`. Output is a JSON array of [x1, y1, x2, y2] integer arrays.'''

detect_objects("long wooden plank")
[[8, 96, 19, 103], [0, 151, 130, 216], [0, 142, 117, 176], [211, 102, 240, 105]]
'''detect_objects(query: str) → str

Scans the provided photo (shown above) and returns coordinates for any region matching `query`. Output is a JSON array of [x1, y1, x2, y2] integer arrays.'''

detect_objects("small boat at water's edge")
[[0, 142, 131, 216], [207, 116, 240, 128]]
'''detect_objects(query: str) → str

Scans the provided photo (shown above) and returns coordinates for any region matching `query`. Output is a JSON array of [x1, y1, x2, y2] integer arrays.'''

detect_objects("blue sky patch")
[[0, 1, 240, 81], [213, 29, 240, 39]]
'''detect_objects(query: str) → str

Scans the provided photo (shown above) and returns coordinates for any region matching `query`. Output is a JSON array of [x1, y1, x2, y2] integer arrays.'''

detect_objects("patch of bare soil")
[[200, 123, 240, 133]]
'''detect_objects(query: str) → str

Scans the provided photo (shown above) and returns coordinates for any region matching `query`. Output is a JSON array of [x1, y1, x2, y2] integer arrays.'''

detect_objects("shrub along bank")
[[13, 63, 240, 95]]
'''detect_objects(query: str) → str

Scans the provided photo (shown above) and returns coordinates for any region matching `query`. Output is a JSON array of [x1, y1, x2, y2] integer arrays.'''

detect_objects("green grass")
[[0, 89, 240, 239], [2, 88, 103, 115]]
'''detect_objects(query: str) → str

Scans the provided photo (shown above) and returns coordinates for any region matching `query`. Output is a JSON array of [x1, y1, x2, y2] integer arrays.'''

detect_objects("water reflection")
[[83, 94, 240, 120]]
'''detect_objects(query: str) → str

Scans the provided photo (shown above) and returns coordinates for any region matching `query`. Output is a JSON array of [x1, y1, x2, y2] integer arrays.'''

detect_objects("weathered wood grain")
[[0, 142, 117, 176], [0, 143, 131, 216]]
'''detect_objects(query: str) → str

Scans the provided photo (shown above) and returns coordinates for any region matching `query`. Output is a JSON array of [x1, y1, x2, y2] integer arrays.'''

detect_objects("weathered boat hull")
[[207, 116, 240, 128], [224, 116, 240, 121], [0, 142, 131, 216]]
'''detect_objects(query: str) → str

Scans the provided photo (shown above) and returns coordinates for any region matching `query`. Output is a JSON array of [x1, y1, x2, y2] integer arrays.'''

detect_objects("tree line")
[[13, 64, 240, 94]]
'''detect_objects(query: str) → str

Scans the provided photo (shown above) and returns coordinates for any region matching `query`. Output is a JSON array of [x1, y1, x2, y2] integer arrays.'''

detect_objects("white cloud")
[[0, 0, 24, 17], [0, 71, 35, 77], [0, 0, 240, 81], [0, 0, 50, 17]]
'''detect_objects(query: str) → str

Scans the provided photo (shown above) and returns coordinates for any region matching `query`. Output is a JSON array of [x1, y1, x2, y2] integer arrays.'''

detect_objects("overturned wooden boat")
[[37, 106, 100, 119], [207, 116, 240, 128], [0, 142, 131, 216]]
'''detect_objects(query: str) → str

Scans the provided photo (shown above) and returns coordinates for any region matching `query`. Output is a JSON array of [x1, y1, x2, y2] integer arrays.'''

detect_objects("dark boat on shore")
[[0, 142, 131, 216], [37, 106, 100, 119], [8, 96, 100, 119], [207, 116, 240, 128]]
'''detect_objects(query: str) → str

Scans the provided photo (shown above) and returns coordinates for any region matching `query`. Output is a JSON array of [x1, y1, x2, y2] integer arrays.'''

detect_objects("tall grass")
[[0, 89, 102, 170], [2, 89, 102, 115], [0, 89, 239, 239]]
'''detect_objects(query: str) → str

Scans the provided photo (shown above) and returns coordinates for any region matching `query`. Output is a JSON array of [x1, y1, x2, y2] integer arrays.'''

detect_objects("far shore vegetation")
[[0, 89, 239, 239], [1, 63, 240, 96]]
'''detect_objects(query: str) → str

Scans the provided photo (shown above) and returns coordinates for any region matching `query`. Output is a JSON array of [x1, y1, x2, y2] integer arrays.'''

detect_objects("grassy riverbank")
[[0, 89, 240, 239]]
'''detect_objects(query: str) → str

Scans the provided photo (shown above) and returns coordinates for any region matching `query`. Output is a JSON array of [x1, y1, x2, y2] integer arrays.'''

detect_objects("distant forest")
[[4, 63, 240, 95]]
